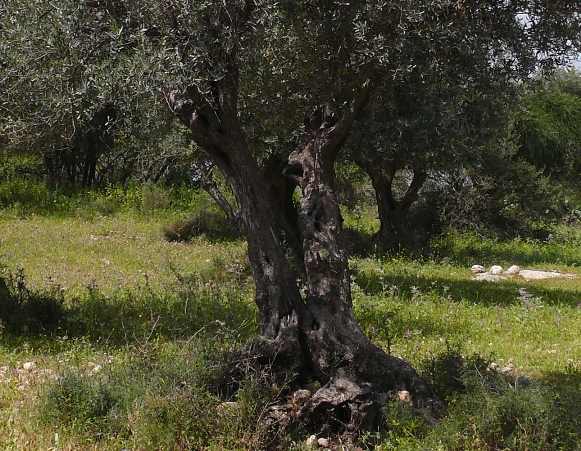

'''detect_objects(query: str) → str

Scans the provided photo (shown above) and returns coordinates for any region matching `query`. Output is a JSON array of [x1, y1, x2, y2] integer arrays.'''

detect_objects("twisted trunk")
[[168, 87, 436, 437], [288, 125, 435, 433]]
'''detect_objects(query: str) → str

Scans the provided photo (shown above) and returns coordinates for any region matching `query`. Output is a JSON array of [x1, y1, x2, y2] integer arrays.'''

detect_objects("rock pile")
[[471, 264, 575, 282]]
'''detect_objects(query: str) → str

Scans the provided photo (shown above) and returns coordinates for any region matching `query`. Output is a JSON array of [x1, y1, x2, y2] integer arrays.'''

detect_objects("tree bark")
[[286, 110, 436, 432], [365, 163, 427, 250], [167, 82, 436, 436]]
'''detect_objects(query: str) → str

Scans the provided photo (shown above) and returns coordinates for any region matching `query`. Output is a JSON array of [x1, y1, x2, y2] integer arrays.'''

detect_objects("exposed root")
[[211, 329, 441, 448]]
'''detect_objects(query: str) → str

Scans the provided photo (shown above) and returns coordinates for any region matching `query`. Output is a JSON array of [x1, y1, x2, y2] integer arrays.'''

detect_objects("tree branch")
[[326, 77, 377, 154], [400, 168, 427, 210]]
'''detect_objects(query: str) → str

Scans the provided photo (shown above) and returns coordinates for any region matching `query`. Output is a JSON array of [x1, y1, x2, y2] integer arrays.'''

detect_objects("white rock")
[[398, 390, 412, 403], [519, 270, 573, 280], [89, 364, 102, 375], [292, 389, 312, 404], [489, 265, 503, 275], [317, 437, 330, 448], [306, 435, 317, 448], [474, 274, 505, 282], [22, 362, 36, 371], [505, 265, 521, 275], [487, 362, 499, 371], [471, 265, 485, 274], [500, 362, 516, 376]]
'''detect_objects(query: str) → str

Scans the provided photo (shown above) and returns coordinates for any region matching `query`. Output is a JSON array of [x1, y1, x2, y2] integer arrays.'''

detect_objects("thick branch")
[[326, 78, 377, 156], [400, 168, 427, 210]]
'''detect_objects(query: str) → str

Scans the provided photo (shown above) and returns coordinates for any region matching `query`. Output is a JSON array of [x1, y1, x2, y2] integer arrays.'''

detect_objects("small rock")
[[487, 362, 499, 371], [397, 390, 411, 403], [500, 361, 515, 376], [505, 265, 521, 275], [474, 273, 505, 282], [22, 362, 36, 371], [489, 265, 503, 275], [471, 265, 485, 274], [519, 270, 572, 281], [89, 364, 102, 375], [317, 437, 330, 448], [292, 389, 312, 404], [306, 435, 317, 448]]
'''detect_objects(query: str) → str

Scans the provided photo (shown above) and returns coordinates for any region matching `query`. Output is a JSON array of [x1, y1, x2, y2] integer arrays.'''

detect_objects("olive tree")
[[344, 3, 580, 249], [121, 0, 578, 431], [2, 0, 580, 435], [0, 0, 179, 186]]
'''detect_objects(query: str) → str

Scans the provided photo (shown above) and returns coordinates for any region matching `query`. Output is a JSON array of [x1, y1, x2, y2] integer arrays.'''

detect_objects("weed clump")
[[374, 348, 581, 451], [141, 184, 171, 212], [36, 341, 280, 449], [0, 269, 66, 334], [163, 211, 239, 242], [40, 372, 116, 431]]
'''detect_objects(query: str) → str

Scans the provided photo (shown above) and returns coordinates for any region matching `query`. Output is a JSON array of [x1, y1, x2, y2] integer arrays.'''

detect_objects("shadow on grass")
[[0, 274, 257, 347], [540, 368, 581, 439], [433, 234, 581, 268], [354, 270, 580, 307], [354, 300, 466, 344]]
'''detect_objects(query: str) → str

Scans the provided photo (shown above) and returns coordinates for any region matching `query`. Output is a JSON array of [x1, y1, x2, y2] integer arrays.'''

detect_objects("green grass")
[[0, 213, 245, 293], [0, 183, 580, 449]]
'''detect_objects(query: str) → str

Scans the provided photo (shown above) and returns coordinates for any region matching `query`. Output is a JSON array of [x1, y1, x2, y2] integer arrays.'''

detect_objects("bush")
[[369, 349, 578, 451], [37, 341, 279, 449], [163, 211, 239, 242], [40, 372, 116, 431], [0, 269, 66, 334], [141, 184, 171, 212], [428, 158, 568, 240]]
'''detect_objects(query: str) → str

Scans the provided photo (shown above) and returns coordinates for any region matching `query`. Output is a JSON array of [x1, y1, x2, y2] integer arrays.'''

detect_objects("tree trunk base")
[[213, 326, 441, 448]]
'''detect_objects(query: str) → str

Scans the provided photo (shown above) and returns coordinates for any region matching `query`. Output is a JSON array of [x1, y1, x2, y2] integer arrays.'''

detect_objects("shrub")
[[0, 269, 66, 334], [427, 158, 567, 240], [91, 196, 121, 216], [375, 349, 579, 451], [36, 340, 278, 449], [163, 211, 239, 243], [141, 184, 171, 212], [40, 372, 116, 431]]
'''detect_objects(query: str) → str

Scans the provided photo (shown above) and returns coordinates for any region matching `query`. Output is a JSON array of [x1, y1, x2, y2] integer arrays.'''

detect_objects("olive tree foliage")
[[0, 0, 184, 186], [1, 0, 579, 433], [517, 69, 581, 179], [341, 2, 580, 249]]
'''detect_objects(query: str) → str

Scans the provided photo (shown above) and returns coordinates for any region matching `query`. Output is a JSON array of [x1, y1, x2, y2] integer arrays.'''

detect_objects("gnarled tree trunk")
[[168, 83, 436, 438]]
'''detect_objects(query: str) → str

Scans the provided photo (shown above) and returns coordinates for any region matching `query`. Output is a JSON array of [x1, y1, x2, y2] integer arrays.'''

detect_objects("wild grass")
[[0, 177, 580, 449]]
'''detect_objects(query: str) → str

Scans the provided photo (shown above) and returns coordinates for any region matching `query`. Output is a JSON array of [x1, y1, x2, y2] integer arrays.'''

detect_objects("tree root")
[[211, 330, 442, 448]]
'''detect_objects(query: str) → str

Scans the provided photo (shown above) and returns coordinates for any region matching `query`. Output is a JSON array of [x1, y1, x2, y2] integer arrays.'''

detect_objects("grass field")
[[1, 189, 580, 450]]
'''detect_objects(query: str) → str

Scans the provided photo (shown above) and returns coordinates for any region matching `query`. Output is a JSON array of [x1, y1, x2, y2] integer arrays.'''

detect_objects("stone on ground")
[[489, 265, 504, 275], [471, 265, 485, 274], [505, 265, 521, 275], [474, 273, 506, 282]]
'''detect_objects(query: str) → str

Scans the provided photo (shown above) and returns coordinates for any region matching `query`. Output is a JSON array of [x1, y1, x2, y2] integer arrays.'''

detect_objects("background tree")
[[342, 3, 580, 250], [517, 69, 581, 180], [0, 0, 185, 187], [347, 72, 511, 249]]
